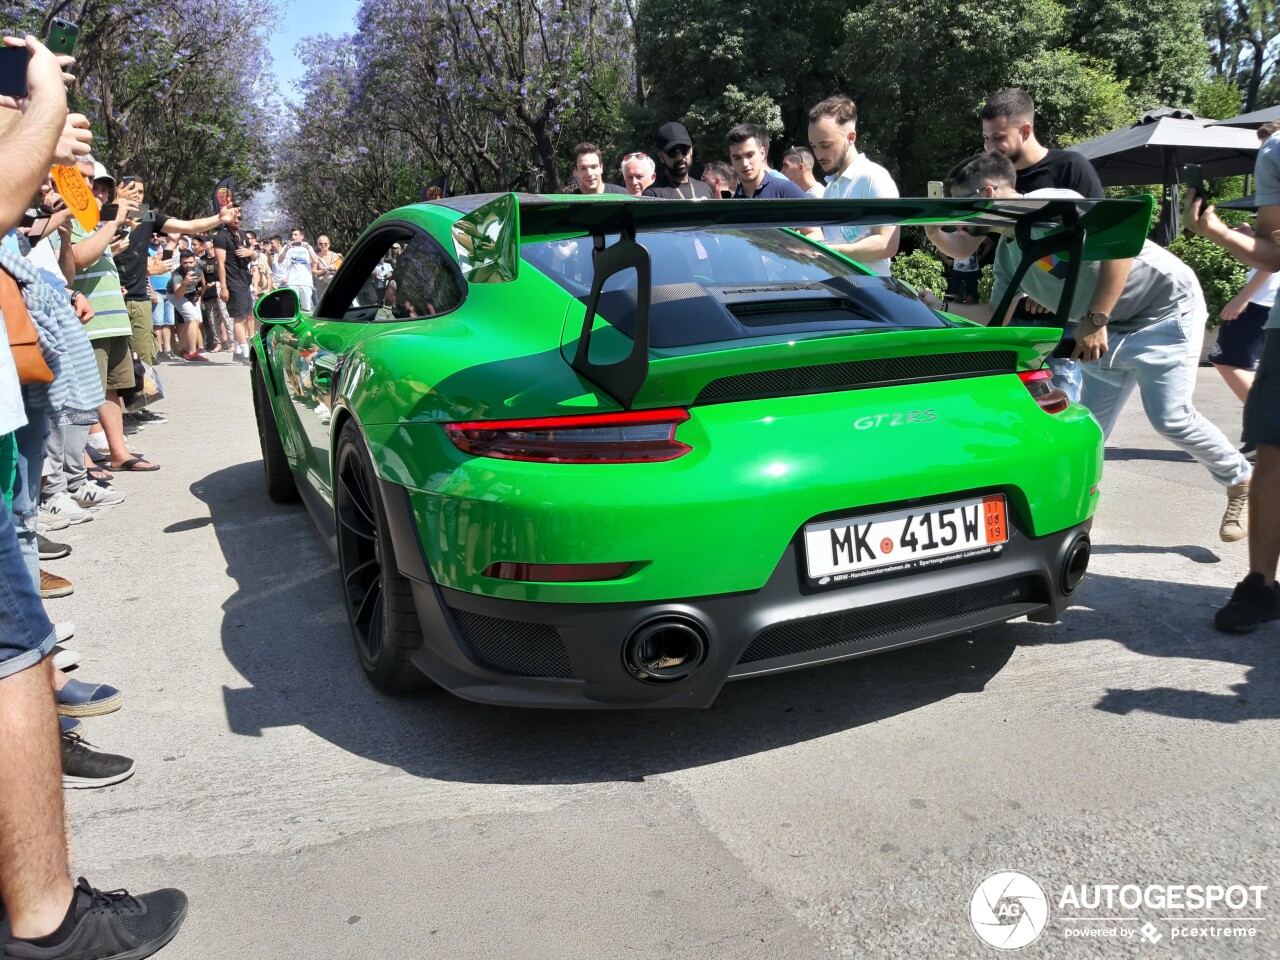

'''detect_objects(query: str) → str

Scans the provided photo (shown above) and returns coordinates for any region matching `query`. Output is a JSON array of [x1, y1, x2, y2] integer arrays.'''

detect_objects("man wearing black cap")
[[644, 121, 713, 200]]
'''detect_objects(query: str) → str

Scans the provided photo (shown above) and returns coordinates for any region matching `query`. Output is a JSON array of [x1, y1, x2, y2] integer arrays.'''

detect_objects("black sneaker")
[[61, 732, 136, 789], [133, 409, 167, 424], [1214, 572, 1280, 634], [38, 534, 72, 560], [4, 877, 187, 960]]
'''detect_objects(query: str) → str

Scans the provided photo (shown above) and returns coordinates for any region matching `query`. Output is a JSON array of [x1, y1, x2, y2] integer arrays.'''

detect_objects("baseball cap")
[[656, 121, 693, 153], [91, 161, 115, 186]]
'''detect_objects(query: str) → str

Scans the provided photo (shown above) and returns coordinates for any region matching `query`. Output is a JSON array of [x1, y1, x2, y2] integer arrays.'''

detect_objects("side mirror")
[[255, 288, 301, 326]]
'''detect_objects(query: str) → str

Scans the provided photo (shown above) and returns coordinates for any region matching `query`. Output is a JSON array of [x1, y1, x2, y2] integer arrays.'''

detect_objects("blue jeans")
[[1011, 321, 1081, 404], [1080, 308, 1253, 488], [0, 450, 54, 680], [12, 405, 48, 590]]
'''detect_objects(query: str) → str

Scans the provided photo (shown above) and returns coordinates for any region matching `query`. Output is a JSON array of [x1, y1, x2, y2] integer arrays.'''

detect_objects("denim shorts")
[[152, 296, 175, 327], [1243, 330, 1280, 446], [0, 461, 54, 679]]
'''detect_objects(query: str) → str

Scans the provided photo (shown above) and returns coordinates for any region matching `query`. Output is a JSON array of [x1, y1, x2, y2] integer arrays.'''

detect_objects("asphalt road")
[[45, 354, 1278, 960]]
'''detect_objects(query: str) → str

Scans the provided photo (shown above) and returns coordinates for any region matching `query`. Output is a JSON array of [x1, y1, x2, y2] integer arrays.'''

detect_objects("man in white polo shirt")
[[807, 95, 900, 276]]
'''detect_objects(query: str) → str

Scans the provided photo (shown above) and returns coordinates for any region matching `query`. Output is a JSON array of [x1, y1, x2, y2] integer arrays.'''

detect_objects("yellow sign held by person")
[[51, 165, 99, 231]]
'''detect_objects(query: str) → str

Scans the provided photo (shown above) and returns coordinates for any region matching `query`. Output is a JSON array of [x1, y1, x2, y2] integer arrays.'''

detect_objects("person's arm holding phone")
[[0, 36, 67, 235], [72, 193, 137, 269], [1185, 192, 1280, 274]]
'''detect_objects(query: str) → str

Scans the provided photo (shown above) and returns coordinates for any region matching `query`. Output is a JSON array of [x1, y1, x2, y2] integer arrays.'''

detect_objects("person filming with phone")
[[1184, 122, 1280, 634]]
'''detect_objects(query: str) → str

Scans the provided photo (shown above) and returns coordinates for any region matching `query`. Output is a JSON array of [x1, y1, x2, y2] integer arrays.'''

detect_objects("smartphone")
[[138, 203, 153, 222], [0, 46, 31, 99], [1183, 163, 1208, 211], [928, 180, 945, 200], [1051, 337, 1076, 359], [161, 247, 174, 261], [45, 18, 79, 57], [98, 203, 118, 222]]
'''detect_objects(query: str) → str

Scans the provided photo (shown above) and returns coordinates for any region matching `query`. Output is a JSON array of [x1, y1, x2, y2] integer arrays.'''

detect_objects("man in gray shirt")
[[1185, 125, 1280, 632], [951, 152, 1252, 546]]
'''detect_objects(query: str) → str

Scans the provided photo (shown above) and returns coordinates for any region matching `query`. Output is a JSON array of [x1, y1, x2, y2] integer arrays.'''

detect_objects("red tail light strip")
[[444, 408, 692, 463], [1018, 369, 1070, 415]]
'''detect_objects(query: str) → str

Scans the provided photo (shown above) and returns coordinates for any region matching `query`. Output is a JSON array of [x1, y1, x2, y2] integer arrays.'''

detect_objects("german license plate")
[[804, 495, 1008, 585]]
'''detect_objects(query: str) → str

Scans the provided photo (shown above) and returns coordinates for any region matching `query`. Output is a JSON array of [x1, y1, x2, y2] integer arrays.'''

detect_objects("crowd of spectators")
[[0, 34, 189, 960]]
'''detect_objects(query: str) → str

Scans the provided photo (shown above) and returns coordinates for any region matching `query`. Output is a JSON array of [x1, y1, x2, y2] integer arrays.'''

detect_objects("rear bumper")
[[382, 478, 1091, 709]]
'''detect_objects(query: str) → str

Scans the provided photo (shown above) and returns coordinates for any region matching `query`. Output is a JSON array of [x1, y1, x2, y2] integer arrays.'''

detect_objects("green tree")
[[632, 0, 843, 157], [1068, 0, 1211, 109], [1207, 0, 1280, 112]]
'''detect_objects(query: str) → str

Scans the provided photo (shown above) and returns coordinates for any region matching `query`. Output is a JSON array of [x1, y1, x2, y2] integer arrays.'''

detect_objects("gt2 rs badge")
[[853, 410, 937, 430]]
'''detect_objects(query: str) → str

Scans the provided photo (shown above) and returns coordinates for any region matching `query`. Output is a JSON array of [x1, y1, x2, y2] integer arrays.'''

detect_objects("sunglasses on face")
[[665, 145, 692, 158]]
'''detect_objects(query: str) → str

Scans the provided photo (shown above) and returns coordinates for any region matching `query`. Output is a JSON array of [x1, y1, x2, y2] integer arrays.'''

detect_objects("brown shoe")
[[1220, 482, 1249, 543], [40, 569, 74, 599]]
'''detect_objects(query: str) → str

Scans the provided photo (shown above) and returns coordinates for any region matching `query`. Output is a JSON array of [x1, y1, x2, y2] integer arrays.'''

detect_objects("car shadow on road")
[[199, 460, 1276, 787]]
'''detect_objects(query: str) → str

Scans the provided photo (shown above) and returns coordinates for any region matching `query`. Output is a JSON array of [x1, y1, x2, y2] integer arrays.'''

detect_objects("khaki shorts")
[[126, 299, 156, 364], [93, 335, 135, 392]]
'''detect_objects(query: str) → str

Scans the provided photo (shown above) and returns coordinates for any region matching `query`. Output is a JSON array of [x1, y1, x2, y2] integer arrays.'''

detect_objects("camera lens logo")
[[970, 871, 1049, 950]]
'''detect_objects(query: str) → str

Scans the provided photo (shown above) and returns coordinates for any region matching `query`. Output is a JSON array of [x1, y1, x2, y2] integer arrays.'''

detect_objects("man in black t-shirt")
[[197, 237, 228, 351], [112, 176, 233, 365], [643, 121, 713, 200], [927, 88, 1130, 370], [212, 206, 256, 363]]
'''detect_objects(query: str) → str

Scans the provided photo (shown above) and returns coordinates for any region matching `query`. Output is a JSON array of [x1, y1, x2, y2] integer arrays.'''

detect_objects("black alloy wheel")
[[333, 420, 430, 693]]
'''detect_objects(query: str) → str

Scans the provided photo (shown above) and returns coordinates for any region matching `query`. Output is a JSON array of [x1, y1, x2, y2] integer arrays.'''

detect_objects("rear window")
[[521, 228, 954, 348]]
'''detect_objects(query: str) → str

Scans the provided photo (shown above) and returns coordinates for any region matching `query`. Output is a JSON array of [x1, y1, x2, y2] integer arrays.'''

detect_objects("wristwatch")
[[1084, 310, 1111, 327]]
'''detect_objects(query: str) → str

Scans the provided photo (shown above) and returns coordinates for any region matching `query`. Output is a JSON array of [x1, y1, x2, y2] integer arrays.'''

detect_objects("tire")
[[333, 419, 431, 693], [252, 361, 301, 504]]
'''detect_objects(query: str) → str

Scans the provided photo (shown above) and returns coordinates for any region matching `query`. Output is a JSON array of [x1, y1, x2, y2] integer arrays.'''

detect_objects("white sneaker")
[[72, 482, 126, 507], [52, 646, 81, 671], [37, 508, 71, 532], [55, 621, 75, 643], [86, 431, 109, 452], [42, 491, 93, 525]]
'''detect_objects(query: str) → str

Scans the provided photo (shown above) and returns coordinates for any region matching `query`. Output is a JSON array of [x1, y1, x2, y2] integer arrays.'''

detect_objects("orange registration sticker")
[[983, 495, 1008, 544], [51, 164, 99, 231]]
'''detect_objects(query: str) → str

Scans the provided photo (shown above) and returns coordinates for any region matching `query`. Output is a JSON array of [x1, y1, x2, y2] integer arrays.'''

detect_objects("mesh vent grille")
[[737, 576, 1039, 664], [695, 351, 1018, 404], [450, 609, 573, 678]]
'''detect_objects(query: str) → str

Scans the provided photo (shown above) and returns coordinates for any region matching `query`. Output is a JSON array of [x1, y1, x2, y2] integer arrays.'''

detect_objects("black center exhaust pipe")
[[1061, 535, 1091, 593], [623, 616, 709, 683]]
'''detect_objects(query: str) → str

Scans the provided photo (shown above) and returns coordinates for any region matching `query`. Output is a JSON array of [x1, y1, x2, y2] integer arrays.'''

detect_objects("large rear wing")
[[446, 193, 1154, 408]]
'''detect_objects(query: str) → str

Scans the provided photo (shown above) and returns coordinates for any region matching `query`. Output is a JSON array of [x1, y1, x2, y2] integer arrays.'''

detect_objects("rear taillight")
[[1018, 369, 1070, 414], [444, 408, 692, 463], [483, 562, 633, 582]]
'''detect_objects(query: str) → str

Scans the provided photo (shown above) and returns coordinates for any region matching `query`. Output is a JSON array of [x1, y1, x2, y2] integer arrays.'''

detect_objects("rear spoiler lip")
[[442, 192, 1152, 260]]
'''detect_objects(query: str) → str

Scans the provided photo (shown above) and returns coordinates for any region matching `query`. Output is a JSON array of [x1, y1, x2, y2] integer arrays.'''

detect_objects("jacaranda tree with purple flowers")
[[275, 0, 636, 236], [1, 0, 278, 214]]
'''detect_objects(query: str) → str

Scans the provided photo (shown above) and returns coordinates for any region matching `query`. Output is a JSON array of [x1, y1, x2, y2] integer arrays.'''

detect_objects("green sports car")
[[251, 192, 1150, 708]]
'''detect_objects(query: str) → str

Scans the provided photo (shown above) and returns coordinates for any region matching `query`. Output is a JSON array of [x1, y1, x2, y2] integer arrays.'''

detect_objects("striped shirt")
[[63, 222, 131, 342]]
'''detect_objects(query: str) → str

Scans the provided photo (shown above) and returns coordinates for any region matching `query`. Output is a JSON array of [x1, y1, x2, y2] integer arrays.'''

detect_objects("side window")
[[352, 233, 464, 321]]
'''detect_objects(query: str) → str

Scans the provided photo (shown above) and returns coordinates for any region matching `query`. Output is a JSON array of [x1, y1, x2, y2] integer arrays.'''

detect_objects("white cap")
[[91, 161, 115, 186]]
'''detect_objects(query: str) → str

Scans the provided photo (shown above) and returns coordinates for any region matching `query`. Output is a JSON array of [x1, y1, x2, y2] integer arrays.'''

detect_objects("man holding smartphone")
[[1185, 123, 1280, 633], [110, 176, 232, 369], [950, 151, 1252, 545]]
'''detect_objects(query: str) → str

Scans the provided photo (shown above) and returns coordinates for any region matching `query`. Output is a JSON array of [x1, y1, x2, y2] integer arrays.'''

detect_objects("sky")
[[267, 0, 360, 101]]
